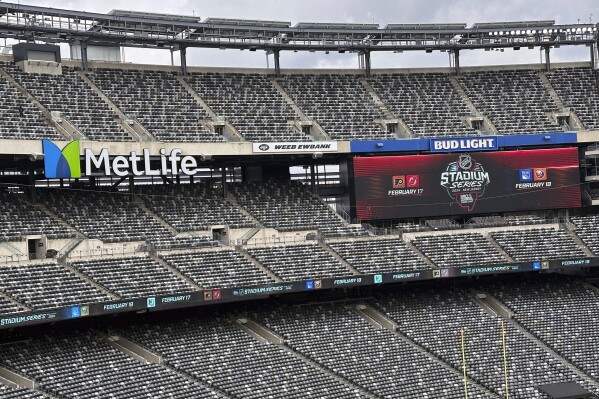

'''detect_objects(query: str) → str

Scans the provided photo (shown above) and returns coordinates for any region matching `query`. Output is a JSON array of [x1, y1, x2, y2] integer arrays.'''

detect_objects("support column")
[[29, 167, 36, 204], [273, 50, 281, 77], [454, 49, 460, 75], [364, 50, 371, 78], [221, 167, 228, 197], [180, 46, 187, 76], [128, 175, 134, 202], [80, 40, 89, 71], [310, 164, 316, 192], [544, 46, 551, 71], [591, 42, 596, 70]]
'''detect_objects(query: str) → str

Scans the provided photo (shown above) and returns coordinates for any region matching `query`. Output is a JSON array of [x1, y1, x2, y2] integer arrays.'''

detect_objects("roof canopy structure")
[[0, 3, 596, 77], [0, 3, 594, 53]]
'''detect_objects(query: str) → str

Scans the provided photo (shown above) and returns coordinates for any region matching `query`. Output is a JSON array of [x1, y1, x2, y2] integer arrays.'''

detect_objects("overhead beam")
[[0, 3, 594, 56], [364, 50, 371, 78], [79, 39, 88, 71], [273, 49, 280, 77], [0, 25, 593, 54], [180, 46, 187, 76]]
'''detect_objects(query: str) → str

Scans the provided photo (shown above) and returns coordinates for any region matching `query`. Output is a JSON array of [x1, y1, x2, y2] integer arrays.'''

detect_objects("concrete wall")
[[0, 139, 351, 156], [0, 53, 590, 75], [63, 57, 591, 75], [402, 223, 559, 241], [67, 239, 145, 260]]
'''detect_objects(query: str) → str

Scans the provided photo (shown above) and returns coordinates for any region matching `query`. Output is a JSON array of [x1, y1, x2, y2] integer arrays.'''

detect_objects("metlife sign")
[[252, 142, 338, 154], [84, 148, 199, 177], [430, 136, 498, 153], [42, 140, 203, 178]]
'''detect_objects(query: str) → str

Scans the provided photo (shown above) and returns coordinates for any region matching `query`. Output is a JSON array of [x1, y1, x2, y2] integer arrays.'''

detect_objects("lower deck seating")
[[139, 184, 255, 231], [0, 332, 221, 399], [160, 249, 275, 289], [253, 304, 490, 398], [0, 263, 109, 310], [37, 189, 214, 249], [484, 276, 599, 382], [571, 215, 599, 255], [121, 317, 364, 399], [246, 243, 352, 281], [0, 384, 50, 399], [412, 233, 508, 268], [230, 180, 364, 234], [375, 286, 587, 398], [0, 190, 74, 241], [70, 256, 194, 298], [0, 296, 24, 315], [328, 237, 429, 274], [491, 228, 585, 261]]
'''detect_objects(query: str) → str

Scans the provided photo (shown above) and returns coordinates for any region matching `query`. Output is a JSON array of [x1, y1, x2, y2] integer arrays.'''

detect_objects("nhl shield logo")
[[440, 153, 490, 211]]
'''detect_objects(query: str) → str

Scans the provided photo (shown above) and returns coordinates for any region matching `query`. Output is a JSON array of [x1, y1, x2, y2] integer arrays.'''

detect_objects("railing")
[[62, 246, 147, 261], [58, 234, 86, 260], [340, 209, 352, 223], [0, 239, 24, 256], [239, 225, 263, 245], [240, 234, 312, 247], [0, 254, 28, 264]]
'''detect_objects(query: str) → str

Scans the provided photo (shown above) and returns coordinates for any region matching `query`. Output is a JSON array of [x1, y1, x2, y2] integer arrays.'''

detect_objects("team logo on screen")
[[516, 168, 551, 189], [406, 175, 419, 188], [392, 175, 405, 188], [389, 174, 423, 196], [519, 169, 532, 181], [440, 154, 490, 211], [534, 168, 547, 181]]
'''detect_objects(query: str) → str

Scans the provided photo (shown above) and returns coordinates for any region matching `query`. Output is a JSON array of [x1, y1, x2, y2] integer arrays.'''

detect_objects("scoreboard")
[[353, 147, 581, 220]]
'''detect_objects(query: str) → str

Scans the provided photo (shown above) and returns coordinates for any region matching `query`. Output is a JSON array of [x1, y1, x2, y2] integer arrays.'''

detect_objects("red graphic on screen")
[[406, 175, 420, 188], [392, 175, 405, 188], [353, 148, 580, 220], [534, 168, 547, 181]]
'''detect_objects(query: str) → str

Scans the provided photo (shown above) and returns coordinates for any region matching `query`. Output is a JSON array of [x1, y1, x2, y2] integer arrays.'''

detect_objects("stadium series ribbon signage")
[[252, 142, 338, 154]]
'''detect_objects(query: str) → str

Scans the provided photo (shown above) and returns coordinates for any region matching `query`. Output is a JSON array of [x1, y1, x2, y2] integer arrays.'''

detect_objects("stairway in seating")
[[270, 77, 330, 141]]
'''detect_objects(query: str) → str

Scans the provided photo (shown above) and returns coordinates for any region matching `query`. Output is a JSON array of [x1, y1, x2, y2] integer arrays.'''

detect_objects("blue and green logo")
[[42, 140, 81, 179]]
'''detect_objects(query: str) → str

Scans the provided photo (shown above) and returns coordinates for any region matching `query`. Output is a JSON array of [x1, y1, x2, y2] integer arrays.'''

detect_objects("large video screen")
[[354, 148, 581, 220]]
